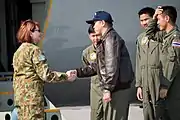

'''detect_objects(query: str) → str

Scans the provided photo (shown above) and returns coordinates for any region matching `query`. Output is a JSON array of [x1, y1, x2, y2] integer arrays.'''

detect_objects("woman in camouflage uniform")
[[12, 20, 73, 120]]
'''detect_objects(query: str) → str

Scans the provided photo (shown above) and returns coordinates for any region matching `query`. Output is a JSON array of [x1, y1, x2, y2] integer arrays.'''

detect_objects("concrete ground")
[[0, 104, 143, 120], [60, 104, 143, 120]]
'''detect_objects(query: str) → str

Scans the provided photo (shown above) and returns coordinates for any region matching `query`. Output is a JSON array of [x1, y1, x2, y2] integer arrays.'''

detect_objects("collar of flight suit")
[[91, 44, 97, 52], [164, 25, 178, 39]]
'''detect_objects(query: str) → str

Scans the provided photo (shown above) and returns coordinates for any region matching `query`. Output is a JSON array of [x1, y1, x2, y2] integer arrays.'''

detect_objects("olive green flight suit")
[[82, 44, 130, 120], [146, 19, 180, 120], [82, 45, 103, 120], [136, 31, 162, 120]]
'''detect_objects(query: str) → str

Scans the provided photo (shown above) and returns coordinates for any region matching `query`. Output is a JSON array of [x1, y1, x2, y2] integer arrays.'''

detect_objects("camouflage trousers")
[[17, 105, 44, 120]]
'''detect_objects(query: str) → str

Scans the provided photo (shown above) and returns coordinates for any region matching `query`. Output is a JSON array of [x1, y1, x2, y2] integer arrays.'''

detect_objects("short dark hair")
[[138, 7, 155, 17], [162, 6, 177, 23], [88, 25, 95, 34]]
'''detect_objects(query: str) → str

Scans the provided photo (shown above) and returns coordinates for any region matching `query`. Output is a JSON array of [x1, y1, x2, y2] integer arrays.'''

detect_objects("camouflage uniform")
[[12, 43, 67, 120], [82, 45, 103, 120]]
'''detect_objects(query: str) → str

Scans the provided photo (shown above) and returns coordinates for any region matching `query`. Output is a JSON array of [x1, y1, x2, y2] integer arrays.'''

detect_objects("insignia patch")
[[141, 37, 148, 45], [38, 54, 46, 61], [90, 52, 96, 60], [172, 41, 180, 47]]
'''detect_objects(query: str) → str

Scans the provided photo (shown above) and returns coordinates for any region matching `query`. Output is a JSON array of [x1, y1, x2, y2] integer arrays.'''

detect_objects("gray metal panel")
[[43, 0, 180, 106], [0, 0, 8, 71]]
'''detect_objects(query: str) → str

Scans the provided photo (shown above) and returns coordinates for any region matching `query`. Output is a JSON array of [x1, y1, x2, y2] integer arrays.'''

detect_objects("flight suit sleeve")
[[163, 35, 180, 89], [145, 18, 164, 42], [32, 48, 68, 83], [81, 50, 90, 67], [135, 41, 142, 87], [145, 18, 157, 39]]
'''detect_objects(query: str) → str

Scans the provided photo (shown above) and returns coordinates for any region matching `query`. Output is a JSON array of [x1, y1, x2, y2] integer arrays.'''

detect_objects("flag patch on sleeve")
[[172, 41, 180, 47]]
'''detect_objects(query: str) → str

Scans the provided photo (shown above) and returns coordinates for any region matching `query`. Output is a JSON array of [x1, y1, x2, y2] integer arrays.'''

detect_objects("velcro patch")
[[39, 54, 46, 61], [90, 52, 96, 60], [172, 41, 180, 47]]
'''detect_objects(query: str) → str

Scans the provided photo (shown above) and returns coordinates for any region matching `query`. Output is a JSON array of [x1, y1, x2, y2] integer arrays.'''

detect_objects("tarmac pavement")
[[60, 104, 143, 120]]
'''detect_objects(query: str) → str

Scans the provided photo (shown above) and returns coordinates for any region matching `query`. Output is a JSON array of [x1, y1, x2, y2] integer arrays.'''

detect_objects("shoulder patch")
[[38, 54, 46, 61], [172, 41, 180, 47], [90, 52, 96, 60], [172, 34, 180, 47]]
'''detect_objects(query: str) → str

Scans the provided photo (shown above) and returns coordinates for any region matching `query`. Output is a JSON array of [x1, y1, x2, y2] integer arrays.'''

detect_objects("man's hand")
[[159, 88, 168, 99], [66, 70, 77, 82], [153, 6, 163, 19], [136, 87, 143, 101], [103, 90, 111, 103]]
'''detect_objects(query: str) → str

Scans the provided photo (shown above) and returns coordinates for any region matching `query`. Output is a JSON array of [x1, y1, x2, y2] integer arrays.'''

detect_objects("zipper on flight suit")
[[147, 39, 150, 94]]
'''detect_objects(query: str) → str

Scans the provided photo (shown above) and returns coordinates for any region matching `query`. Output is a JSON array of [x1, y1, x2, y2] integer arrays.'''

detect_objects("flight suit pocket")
[[150, 41, 159, 54], [167, 47, 176, 62], [150, 48, 160, 65], [164, 61, 175, 81]]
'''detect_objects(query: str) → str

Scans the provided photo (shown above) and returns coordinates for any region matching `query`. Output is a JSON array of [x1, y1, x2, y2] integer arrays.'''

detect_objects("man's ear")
[[29, 31, 33, 37], [165, 15, 170, 22], [101, 20, 106, 27]]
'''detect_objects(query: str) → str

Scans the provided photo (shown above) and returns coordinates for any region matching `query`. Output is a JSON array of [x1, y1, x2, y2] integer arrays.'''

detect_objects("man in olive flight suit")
[[81, 25, 103, 120], [145, 6, 180, 120], [135, 7, 163, 120]]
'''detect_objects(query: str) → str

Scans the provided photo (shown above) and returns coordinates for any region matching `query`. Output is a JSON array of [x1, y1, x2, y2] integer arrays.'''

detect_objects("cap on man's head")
[[86, 11, 114, 24]]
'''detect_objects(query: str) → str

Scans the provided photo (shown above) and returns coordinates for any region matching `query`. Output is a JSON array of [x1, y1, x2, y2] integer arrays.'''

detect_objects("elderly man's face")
[[93, 21, 104, 35]]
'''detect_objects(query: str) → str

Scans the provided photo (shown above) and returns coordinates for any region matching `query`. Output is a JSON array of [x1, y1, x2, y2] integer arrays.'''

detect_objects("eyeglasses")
[[33, 29, 41, 32]]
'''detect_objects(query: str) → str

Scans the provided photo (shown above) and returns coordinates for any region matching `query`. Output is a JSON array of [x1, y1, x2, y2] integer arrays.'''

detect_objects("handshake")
[[66, 70, 78, 82]]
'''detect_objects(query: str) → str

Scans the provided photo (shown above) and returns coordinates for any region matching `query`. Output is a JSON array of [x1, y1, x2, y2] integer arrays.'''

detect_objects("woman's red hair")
[[16, 19, 40, 43]]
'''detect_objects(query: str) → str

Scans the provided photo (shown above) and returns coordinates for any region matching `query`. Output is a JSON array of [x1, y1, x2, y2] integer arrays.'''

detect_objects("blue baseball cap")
[[86, 11, 114, 24]]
